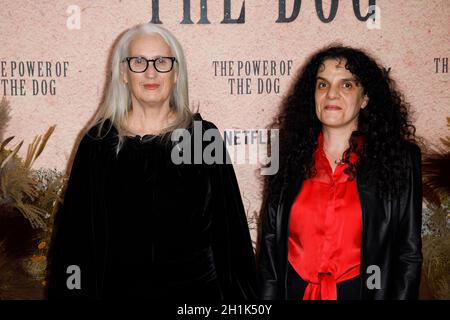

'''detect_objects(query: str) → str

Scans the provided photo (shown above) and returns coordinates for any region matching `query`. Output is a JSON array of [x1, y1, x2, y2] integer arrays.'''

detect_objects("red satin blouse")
[[288, 132, 363, 300]]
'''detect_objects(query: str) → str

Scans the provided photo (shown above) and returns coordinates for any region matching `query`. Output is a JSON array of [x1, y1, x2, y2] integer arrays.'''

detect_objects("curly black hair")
[[263, 44, 418, 204]]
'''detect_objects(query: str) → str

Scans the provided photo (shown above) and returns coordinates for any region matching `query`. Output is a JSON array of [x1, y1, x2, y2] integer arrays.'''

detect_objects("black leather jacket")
[[257, 142, 423, 300]]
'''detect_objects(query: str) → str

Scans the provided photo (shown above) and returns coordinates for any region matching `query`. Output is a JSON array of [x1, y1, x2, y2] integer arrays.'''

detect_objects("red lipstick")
[[143, 83, 160, 90], [325, 105, 342, 110]]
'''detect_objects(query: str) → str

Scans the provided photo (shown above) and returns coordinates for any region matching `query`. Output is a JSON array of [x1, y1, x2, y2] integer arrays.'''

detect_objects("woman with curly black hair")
[[257, 45, 422, 300]]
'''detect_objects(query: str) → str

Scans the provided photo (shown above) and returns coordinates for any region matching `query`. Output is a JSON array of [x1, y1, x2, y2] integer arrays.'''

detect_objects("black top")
[[47, 115, 257, 300]]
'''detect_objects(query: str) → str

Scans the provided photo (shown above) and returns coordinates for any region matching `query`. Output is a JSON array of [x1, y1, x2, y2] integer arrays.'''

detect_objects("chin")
[[320, 117, 344, 126]]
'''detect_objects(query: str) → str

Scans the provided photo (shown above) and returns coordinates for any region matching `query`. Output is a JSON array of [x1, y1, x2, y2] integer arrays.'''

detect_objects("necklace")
[[323, 148, 345, 165]]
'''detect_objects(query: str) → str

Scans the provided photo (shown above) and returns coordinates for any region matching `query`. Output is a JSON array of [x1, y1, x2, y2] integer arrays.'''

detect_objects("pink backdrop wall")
[[1, 1, 449, 240]]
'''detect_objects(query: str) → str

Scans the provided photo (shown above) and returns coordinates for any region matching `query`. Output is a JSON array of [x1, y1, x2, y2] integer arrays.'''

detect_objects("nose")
[[326, 83, 340, 100], [144, 62, 158, 78]]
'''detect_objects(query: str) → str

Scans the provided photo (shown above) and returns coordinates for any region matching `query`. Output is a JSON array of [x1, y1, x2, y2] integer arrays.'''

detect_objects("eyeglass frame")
[[121, 56, 177, 73]]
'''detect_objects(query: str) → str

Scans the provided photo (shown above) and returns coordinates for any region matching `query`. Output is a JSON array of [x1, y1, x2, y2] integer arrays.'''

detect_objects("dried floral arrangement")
[[420, 117, 450, 300], [0, 97, 66, 299]]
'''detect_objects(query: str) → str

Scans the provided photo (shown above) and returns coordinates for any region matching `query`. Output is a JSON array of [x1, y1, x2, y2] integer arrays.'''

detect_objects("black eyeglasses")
[[122, 56, 177, 73]]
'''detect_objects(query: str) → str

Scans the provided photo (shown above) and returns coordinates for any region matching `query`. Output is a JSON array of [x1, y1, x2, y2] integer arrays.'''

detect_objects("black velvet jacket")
[[258, 142, 423, 300], [48, 115, 256, 300]]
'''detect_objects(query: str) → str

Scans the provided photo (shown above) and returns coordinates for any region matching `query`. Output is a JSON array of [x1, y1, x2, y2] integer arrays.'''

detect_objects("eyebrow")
[[316, 76, 359, 82], [130, 55, 165, 59]]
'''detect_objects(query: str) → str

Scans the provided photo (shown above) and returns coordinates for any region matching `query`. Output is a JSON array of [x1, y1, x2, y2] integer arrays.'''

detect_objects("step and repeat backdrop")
[[1, 1, 449, 241]]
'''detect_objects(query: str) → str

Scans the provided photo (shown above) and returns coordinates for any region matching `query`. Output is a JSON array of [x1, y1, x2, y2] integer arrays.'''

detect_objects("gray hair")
[[91, 23, 193, 151]]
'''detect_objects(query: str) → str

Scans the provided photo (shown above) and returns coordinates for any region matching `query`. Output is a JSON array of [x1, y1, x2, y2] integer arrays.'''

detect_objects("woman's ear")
[[361, 95, 369, 109]]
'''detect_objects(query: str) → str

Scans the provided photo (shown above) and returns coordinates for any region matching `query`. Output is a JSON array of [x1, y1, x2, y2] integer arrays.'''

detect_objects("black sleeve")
[[205, 121, 257, 300], [47, 135, 102, 299], [394, 143, 423, 299], [209, 162, 258, 300], [257, 195, 280, 300]]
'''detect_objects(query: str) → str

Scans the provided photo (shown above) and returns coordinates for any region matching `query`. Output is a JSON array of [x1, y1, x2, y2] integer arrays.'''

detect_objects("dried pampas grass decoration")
[[0, 97, 66, 299], [420, 117, 450, 300]]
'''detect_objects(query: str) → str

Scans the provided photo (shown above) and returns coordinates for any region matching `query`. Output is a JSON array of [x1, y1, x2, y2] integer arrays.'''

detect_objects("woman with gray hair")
[[48, 23, 256, 300]]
